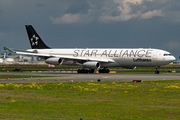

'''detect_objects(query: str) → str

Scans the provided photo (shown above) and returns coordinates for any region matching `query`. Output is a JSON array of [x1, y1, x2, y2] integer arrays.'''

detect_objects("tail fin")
[[25, 25, 50, 49]]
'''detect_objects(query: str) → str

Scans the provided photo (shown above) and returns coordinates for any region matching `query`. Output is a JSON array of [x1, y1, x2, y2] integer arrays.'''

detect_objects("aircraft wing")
[[5, 47, 115, 63]]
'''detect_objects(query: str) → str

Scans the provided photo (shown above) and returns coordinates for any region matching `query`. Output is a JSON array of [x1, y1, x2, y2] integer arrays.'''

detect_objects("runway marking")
[[103, 77, 109, 78], [89, 76, 124, 78]]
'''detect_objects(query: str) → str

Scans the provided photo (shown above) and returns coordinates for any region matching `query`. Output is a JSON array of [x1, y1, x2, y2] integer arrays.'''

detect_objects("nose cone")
[[169, 56, 176, 62], [172, 56, 176, 61]]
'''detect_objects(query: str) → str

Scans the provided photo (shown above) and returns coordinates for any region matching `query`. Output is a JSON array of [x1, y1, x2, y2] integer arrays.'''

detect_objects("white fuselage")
[[27, 48, 176, 68]]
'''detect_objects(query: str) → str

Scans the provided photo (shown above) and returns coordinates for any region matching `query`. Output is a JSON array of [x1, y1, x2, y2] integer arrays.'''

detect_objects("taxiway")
[[0, 72, 179, 83]]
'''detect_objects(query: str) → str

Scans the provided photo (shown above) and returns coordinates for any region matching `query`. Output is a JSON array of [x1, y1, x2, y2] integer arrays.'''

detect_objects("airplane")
[[6, 25, 176, 74]]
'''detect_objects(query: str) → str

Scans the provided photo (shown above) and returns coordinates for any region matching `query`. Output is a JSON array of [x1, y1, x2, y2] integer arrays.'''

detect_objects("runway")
[[0, 72, 180, 83]]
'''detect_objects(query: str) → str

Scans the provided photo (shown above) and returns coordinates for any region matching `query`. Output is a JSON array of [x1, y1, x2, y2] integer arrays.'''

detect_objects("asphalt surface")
[[0, 72, 180, 83]]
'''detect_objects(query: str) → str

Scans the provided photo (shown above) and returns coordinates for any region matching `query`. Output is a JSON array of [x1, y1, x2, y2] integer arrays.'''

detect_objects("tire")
[[155, 70, 159, 74], [106, 69, 110, 73], [89, 69, 95, 73], [77, 69, 81, 73]]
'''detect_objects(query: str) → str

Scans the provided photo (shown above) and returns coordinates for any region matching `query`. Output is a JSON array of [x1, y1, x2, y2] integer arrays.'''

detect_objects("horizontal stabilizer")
[[5, 47, 16, 53]]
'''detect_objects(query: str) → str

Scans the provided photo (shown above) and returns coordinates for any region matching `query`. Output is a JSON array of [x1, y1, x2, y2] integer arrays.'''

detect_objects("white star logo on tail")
[[31, 34, 39, 46]]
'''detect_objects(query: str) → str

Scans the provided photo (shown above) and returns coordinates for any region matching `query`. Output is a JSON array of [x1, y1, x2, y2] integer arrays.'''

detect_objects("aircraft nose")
[[170, 56, 176, 62]]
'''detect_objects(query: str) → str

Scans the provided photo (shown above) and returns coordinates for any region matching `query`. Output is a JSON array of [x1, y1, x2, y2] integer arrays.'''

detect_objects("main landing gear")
[[155, 66, 160, 74], [77, 69, 95, 73], [77, 68, 110, 73], [99, 68, 110, 73]]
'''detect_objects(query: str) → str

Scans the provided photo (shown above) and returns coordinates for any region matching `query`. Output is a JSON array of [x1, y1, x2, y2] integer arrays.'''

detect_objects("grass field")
[[0, 75, 65, 79], [0, 80, 180, 119], [0, 64, 82, 72]]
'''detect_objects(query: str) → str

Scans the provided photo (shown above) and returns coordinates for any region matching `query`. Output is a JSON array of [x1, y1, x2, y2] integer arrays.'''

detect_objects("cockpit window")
[[164, 54, 172, 56]]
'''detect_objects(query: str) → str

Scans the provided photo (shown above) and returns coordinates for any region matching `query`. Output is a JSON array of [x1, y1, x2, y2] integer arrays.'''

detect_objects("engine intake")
[[83, 62, 100, 69], [45, 58, 63, 65]]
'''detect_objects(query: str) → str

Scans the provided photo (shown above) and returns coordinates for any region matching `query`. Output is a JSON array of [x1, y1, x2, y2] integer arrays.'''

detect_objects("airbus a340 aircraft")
[[6, 25, 176, 74]]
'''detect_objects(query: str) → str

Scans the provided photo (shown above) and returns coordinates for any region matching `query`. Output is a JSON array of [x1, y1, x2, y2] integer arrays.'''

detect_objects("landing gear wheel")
[[77, 69, 89, 73], [99, 68, 110, 73], [89, 69, 95, 73], [107, 69, 110, 73], [155, 66, 160, 74], [155, 70, 159, 74]]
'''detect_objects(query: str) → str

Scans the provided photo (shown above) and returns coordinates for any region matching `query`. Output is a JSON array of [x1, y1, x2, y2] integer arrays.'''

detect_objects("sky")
[[0, 0, 180, 59]]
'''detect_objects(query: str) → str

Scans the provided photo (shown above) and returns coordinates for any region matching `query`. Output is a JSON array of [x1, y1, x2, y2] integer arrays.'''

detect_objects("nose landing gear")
[[155, 66, 160, 74]]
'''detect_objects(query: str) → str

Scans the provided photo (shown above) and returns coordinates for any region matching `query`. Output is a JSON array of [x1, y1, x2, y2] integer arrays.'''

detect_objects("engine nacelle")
[[83, 62, 100, 69], [45, 58, 63, 65]]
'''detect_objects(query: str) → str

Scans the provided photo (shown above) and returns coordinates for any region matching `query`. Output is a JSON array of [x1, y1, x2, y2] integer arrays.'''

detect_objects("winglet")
[[5, 47, 16, 53]]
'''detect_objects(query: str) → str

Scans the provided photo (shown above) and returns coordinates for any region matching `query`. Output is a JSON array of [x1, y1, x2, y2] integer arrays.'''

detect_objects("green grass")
[[0, 64, 82, 71], [0, 75, 65, 79], [0, 80, 180, 119]]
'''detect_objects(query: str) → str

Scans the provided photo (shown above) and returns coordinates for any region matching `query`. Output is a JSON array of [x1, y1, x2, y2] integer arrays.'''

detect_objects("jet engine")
[[83, 62, 100, 69], [45, 58, 63, 65]]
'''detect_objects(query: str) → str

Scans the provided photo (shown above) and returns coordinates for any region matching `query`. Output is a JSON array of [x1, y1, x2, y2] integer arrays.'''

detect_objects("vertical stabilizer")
[[25, 25, 50, 49]]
